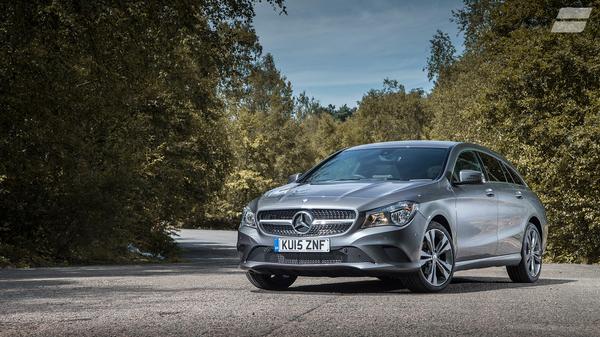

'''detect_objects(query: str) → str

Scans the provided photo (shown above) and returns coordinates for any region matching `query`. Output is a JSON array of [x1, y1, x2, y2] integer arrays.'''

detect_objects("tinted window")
[[504, 163, 525, 186], [452, 151, 483, 182], [500, 163, 515, 184], [478, 152, 507, 182], [305, 147, 448, 183]]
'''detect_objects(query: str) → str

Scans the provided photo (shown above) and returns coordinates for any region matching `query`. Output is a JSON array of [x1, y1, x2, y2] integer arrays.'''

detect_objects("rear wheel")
[[506, 223, 542, 283], [246, 271, 297, 290], [403, 221, 455, 293]]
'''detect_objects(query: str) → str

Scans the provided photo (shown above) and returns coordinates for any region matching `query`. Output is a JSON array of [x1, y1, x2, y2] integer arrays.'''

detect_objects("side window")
[[505, 164, 525, 186], [478, 152, 507, 183], [500, 162, 515, 184], [452, 151, 483, 182]]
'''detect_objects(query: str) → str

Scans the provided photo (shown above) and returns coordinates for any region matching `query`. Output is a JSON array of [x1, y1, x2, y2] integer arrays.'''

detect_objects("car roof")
[[347, 141, 513, 167], [347, 140, 460, 150]]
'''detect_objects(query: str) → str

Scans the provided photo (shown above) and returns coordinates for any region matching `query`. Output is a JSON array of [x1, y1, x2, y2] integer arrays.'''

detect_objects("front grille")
[[258, 209, 356, 220], [247, 246, 373, 264], [260, 222, 353, 237], [257, 208, 357, 237]]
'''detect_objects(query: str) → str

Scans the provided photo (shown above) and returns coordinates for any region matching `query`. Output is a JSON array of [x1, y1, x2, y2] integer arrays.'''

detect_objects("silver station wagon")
[[237, 141, 547, 292]]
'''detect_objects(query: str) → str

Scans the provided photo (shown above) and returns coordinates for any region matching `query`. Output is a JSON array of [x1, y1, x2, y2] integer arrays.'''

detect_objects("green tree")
[[294, 94, 355, 121], [299, 109, 342, 164], [294, 92, 324, 120], [331, 104, 356, 122], [428, 0, 600, 262], [339, 80, 429, 147], [451, 0, 500, 50], [204, 53, 310, 227], [425, 30, 457, 81], [0, 0, 283, 265]]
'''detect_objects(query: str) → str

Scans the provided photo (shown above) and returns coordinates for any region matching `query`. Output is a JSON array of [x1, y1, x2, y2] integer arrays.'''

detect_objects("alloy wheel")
[[525, 228, 542, 277], [419, 228, 454, 287]]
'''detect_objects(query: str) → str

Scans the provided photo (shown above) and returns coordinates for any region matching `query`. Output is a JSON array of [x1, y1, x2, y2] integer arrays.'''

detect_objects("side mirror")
[[287, 173, 302, 184], [456, 169, 484, 185]]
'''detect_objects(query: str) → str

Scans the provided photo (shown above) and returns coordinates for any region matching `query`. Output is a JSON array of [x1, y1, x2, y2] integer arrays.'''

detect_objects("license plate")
[[274, 238, 330, 253]]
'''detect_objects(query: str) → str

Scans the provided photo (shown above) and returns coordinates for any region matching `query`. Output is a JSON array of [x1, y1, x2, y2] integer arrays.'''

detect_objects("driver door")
[[451, 151, 499, 261]]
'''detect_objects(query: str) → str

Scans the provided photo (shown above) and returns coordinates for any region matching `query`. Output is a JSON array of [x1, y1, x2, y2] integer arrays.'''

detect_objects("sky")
[[253, 0, 465, 108]]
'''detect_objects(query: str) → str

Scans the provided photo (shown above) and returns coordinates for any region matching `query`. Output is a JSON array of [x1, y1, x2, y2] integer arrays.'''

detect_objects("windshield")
[[304, 147, 448, 183]]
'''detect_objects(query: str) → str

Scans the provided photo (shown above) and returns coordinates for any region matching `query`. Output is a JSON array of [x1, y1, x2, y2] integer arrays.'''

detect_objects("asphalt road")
[[1, 229, 599, 337]]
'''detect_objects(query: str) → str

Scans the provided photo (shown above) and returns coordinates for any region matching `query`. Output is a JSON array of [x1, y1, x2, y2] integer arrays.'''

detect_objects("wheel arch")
[[528, 216, 542, 236], [527, 215, 547, 252], [431, 214, 452, 239], [418, 201, 456, 250]]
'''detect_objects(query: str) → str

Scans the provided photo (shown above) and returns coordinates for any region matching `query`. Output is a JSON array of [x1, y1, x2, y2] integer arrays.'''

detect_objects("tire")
[[403, 221, 455, 293], [506, 223, 542, 283], [246, 271, 297, 290]]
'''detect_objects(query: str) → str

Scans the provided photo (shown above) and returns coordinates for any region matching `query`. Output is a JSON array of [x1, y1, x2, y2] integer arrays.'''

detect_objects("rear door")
[[451, 151, 498, 261], [477, 152, 527, 257], [496, 162, 530, 255]]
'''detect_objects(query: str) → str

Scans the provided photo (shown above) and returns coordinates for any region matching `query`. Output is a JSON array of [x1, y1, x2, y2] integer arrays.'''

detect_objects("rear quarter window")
[[504, 163, 526, 186], [478, 152, 508, 183]]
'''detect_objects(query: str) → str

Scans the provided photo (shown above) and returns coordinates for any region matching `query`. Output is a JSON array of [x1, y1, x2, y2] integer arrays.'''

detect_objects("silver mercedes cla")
[[237, 141, 547, 292]]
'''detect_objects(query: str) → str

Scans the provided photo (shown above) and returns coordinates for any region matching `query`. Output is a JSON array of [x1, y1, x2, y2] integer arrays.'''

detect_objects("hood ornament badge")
[[292, 211, 313, 234], [302, 198, 308, 203]]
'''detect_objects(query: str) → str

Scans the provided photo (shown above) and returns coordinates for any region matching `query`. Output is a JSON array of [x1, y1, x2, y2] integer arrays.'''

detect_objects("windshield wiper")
[[312, 178, 363, 183]]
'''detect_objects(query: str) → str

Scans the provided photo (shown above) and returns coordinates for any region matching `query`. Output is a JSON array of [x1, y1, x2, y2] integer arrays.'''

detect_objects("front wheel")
[[403, 221, 455, 293], [246, 271, 297, 290], [506, 223, 542, 283]]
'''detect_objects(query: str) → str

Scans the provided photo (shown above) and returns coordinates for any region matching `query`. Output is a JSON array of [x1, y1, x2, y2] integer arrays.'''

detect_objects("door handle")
[[485, 188, 494, 197], [515, 191, 523, 199]]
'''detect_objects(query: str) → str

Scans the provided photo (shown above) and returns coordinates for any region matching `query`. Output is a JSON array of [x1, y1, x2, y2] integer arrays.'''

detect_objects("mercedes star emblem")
[[292, 211, 313, 234]]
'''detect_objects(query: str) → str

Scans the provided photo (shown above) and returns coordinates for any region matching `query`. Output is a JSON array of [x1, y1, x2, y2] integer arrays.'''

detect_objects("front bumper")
[[237, 212, 427, 277]]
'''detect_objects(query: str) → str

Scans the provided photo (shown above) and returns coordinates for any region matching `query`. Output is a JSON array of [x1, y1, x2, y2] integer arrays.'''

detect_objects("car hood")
[[257, 180, 433, 211]]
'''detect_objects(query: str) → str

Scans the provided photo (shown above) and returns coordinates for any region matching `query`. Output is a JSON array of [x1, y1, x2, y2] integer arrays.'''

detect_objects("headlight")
[[361, 201, 418, 229], [240, 207, 257, 228]]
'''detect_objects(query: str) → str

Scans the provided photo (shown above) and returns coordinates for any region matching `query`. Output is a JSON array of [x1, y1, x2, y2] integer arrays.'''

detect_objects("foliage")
[[2, 0, 598, 266], [204, 67, 432, 228], [451, 0, 501, 50], [0, 0, 282, 265], [338, 80, 429, 147], [295, 93, 356, 121], [425, 30, 457, 81], [203, 54, 310, 227], [429, 0, 600, 263]]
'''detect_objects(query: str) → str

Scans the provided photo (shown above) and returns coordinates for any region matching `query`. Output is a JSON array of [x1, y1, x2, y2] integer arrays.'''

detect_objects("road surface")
[[1, 229, 599, 336]]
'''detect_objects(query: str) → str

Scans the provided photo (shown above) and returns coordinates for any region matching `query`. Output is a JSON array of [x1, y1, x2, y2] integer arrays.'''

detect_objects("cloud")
[[254, 0, 464, 107]]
